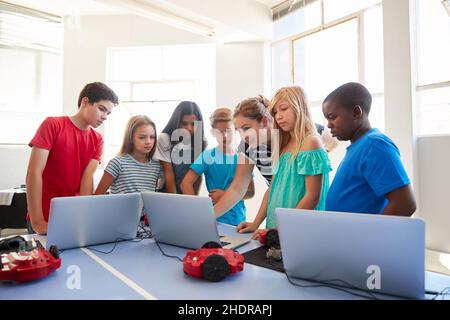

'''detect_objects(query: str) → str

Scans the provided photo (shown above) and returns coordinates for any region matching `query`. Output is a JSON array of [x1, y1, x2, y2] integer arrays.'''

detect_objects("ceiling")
[[2, 0, 285, 41], [254, 0, 285, 8], [3, 0, 285, 16], [2, 0, 125, 16]]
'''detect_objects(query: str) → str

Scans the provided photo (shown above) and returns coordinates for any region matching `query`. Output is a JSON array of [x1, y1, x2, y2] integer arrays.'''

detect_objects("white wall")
[[0, 13, 267, 196], [161, 0, 273, 41], [63, 14, 267, 119], [64, 14, 267, 219], [417, 135, 450, 253], [382, 0, 417, 186], [216, 42, 266, 108], [215, 41, 268, 221], [0, 146, 31, 190], [63, 14, 212, 116]]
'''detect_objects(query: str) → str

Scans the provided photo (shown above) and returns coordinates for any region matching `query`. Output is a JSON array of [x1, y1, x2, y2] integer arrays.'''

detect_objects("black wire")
[[430, 287, 450, 300], [85, 238, 127, 254], [81, 224, 182, 262], [84, 226, 155, 255], [136, 224, 184, 262], [285, 272, 382, 300], [152, 236, 183, 262]]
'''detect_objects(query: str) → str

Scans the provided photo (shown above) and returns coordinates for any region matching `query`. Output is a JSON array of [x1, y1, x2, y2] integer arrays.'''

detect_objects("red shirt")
[[28, 116, 103, 222]]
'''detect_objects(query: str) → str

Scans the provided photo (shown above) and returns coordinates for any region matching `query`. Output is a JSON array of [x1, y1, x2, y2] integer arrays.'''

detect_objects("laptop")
[[141, 192, 249, 250], [276, 208, 425, 300], [46, 193, 142, 250]]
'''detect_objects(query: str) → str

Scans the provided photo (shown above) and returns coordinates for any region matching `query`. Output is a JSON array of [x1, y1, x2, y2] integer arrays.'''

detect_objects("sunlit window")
[[293, 19, 358, 103], [274, 0, 321, 41], [416, 0, 450, 86], [415, 0, 450, 136], [0, 3, 62, 144], [271, 40, 291, 95], [271, 1, 385, 132], [323, 0, 381, 22], [105, 44, 216, 165]]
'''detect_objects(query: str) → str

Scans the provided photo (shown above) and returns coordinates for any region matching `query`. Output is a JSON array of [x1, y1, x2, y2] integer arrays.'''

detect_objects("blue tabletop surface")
[[1, 224, 449, 300]]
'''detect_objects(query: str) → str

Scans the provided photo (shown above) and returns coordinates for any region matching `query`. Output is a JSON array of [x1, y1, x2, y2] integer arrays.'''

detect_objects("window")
[[0, 2, 62, 144], [271, 1, 384, 131], [415, 0, 450, 136], [273, 0, 321, 41], [105, 44, 216, 165], [271, 40, 291, 93], [323, 0, 381, 22], [293, 19, 358, 103]]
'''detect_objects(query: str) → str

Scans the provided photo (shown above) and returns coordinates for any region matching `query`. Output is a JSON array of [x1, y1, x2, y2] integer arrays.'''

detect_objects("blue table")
[[1, 224, 449, 300]]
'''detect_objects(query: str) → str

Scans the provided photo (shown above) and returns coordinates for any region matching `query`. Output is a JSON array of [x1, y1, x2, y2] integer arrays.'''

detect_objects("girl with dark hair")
[[154, 101, 207, 194]]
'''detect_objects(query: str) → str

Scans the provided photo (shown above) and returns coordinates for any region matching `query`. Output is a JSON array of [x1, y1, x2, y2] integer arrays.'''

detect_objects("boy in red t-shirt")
[[26, 82, 119, 234]]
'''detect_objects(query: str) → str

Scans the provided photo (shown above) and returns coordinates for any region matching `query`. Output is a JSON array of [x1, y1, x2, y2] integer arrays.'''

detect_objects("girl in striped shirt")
[[95, 115, 162, 195]]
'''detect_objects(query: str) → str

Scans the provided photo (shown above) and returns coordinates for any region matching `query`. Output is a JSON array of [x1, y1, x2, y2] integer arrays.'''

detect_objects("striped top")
[[238, 141, 273, 185], [105, 154, 162, 194]]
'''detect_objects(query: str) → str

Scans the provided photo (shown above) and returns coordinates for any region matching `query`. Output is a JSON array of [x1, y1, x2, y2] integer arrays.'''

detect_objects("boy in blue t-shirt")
[[180, 108, 255, 226], [322, 82, 416, 216]]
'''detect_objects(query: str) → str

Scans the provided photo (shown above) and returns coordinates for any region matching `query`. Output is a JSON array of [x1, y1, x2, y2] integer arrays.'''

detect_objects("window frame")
[[271, 1, 383, 125], [414, 0, 450, 136]]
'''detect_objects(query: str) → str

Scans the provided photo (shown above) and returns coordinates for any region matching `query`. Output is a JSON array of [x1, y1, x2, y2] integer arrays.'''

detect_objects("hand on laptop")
[[250, 229, 266, 240], [209, 189, 225, 204], [236, 222, 264, 240]]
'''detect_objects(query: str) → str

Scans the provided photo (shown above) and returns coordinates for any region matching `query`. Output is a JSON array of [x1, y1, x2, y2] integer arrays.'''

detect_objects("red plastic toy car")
[[0, 237, 61, 283], [259, 229, 279, 247], [183, 242, 244, 282]]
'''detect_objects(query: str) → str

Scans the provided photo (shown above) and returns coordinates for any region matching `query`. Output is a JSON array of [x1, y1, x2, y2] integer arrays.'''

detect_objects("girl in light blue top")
[[237, 86, 332, 237]]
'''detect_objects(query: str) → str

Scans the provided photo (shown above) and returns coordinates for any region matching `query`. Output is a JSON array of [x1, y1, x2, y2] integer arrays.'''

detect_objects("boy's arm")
[[363, 139, 415, 216], [243, 178, 255, 200], [161, 161, 177, 193], [94, 172, 115, 195], [79, 159, 99, 195], [180, 169, 200, 195], [296, 174, 323, 209], [26, 146, 49, 234], [383, 184, 416, 216]]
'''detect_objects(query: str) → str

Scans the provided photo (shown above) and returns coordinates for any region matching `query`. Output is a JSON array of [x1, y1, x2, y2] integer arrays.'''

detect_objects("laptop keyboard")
[[220, 241, 231, 247]]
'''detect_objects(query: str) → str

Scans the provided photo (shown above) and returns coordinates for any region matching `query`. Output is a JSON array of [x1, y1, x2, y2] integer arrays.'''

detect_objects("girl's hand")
[[251, 229, 266, 240], [209, 189, 225, 204], [236, 221, 257, 234]]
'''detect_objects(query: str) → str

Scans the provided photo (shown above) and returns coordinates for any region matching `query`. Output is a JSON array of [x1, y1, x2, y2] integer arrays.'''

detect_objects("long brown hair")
[[269, 86, 316, 155], [119, 115, 157, 160]]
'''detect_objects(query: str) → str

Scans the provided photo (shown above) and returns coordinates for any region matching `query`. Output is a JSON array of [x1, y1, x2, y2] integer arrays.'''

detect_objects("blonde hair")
[[119, 115, 157, 160], [233, 95, 272, 124], [269, 86, 316, 155], [209, 107, 233, 128]]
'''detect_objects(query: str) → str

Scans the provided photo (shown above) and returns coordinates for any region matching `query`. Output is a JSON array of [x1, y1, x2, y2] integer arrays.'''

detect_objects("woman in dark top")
[[153, 101, 207, 194]]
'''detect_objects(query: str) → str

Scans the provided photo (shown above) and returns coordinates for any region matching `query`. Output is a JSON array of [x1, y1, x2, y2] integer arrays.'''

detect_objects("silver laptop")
[[141, 192, 249, 250], [46, 193, 142, 250], [276, 208, 425, 300]]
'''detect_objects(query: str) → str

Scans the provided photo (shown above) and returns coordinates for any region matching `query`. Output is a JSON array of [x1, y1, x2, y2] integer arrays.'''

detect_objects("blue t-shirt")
[[326, 128, 410, 214], [190, 147, 246, 226]]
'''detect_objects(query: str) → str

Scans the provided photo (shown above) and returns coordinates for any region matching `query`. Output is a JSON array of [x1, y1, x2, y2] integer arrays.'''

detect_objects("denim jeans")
[[27, 220, 36, 234]]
